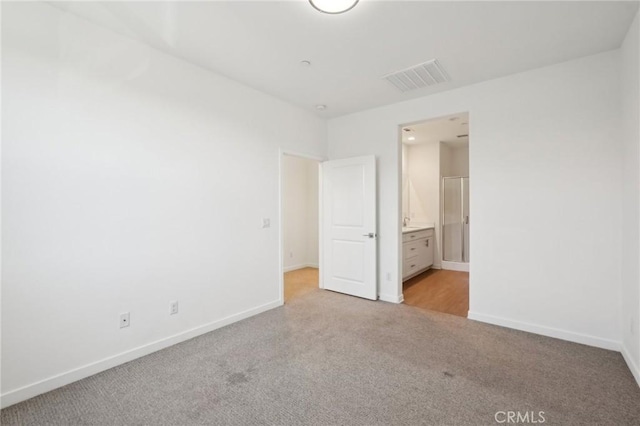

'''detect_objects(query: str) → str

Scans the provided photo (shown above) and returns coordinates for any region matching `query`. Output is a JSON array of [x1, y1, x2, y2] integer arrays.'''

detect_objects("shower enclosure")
[[442, 177, 469, 263]]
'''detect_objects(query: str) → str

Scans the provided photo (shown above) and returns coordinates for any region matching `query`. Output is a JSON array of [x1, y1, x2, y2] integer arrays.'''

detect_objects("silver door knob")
[[362, 233, 377, 238]]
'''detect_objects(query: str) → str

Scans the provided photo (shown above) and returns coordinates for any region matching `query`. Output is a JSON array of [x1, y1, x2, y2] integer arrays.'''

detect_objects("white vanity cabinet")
[[402, 228, 434, 280]]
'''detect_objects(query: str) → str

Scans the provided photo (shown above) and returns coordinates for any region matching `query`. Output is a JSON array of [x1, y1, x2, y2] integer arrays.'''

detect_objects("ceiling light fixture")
[[408, 136, 416, 141], [315, 104, 327, 111], [309, 0, 359, 14]]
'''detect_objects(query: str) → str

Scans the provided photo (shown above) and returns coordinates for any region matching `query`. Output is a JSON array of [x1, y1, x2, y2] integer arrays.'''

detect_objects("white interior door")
[[321, 155, 377, 300]]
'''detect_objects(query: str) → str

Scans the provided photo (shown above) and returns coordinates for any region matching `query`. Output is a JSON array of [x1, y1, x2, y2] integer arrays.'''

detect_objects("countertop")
[[402, 224, 435, 234]]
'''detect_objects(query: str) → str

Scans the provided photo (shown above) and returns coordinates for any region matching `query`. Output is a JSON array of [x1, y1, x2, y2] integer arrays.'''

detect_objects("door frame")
[[397, 112, 471, 301], [278, 149, 326, 305]]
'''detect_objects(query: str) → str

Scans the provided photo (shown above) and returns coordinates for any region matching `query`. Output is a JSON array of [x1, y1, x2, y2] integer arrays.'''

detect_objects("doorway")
[[280, 153, 321, 303], [399, 113, 470, 317]]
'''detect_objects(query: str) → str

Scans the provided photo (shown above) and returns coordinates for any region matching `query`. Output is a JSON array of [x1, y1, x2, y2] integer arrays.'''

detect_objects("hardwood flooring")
[[285, 267, 467, 318], [284, 267, 318, 303], [403, 269, 469, 318]]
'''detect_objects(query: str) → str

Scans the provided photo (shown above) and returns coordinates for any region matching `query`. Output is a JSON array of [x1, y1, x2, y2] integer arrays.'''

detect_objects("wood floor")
[[286, 267, 468, 318], [284, 267, 318, 303], [403, 269, 469, 317]]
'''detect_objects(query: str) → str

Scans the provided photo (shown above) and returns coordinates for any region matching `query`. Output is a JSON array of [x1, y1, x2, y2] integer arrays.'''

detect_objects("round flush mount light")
[[300, 60, 311, 67], [309, 0, 359, 14], [315, 104, 327, 111], [408, 136, 416, 141]]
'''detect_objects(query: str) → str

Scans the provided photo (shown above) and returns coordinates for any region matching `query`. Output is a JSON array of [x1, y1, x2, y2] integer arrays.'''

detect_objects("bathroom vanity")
[[402, 226, 434, 281]]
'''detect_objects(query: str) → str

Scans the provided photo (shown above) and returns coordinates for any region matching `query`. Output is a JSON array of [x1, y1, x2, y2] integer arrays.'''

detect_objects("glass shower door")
[[442, 177, 469, 263], [462, 177, 469, 263]]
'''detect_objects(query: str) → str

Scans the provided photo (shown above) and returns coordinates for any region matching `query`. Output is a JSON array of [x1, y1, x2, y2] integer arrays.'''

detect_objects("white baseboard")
[[621, 344, 640, 387], [283, 263, 319, 273], [467, 311, 620, 351], [441, 261, 469, 272], [0, 300, 282, 409], [379, 293, 404, 304]]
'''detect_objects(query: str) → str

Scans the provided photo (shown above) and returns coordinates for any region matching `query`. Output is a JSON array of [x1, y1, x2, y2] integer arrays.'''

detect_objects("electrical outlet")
[[262, 218, 271, 228], [170, 301, 179, 315], [386, 272, 392, 281], [289, 252, 293, 258], [120, 312, 130, 328], [631, 318, 635, 334]]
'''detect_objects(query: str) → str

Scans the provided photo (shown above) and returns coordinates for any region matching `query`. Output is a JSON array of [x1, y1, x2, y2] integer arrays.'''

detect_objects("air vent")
[[383, 59, 450, 92]]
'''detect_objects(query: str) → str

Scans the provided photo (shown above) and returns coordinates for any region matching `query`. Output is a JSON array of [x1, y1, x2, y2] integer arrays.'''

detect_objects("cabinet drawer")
[[403, 239, 428, 260], [403, 259, 423, 278], [402, 237, 434, 279], [402, 228, 433, 242]]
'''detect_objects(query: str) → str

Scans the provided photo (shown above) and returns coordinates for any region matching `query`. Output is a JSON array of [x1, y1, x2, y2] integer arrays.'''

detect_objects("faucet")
[[403, 216, 410, 227]]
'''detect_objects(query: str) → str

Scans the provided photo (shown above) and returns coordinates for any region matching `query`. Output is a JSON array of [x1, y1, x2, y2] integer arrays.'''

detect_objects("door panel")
[[322, 156, 377, 300]]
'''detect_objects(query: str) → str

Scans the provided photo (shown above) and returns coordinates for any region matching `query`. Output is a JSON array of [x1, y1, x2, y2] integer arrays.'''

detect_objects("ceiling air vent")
[[383, 59, 450, 92]]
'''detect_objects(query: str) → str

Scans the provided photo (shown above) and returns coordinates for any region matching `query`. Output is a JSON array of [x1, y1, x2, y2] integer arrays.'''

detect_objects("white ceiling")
[[50, 1, 639, 118], [403, 112, 469, 148]]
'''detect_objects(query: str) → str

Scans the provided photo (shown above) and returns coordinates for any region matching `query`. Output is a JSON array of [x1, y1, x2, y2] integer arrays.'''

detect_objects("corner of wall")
[[621, 343, 640, 387]]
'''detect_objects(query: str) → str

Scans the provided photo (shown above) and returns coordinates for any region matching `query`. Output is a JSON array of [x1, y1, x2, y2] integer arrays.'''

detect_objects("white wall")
[[1, 2, 326, 406], [448, 146, 470, 177], [401, 143, 410, 218], [282, 155, 319, 271], [329, 50, 622, 349], [306, 161, 320, 265], [620, 11, 640, 385], [404, 142, 442, 268]]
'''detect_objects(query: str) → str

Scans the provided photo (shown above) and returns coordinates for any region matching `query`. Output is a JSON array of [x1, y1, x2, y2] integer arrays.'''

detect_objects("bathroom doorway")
[[399, 113, 470, 317], [280, 152, 322, 304]]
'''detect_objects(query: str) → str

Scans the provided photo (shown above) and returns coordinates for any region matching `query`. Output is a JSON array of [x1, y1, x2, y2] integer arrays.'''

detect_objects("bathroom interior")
[[401, 113, 470, 317]]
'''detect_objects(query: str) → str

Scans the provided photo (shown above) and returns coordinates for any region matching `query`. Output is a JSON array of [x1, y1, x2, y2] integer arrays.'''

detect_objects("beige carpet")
[[2, 289, 639, 425]]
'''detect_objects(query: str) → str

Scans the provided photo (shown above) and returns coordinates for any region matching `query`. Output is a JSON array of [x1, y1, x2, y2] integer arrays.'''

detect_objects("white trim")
[[379, 293, 404, 304], [0, 300, 281, 409], [441, 260, 469, 272], [621, 344, 640, 387], [281, 150, 325, 163], [283, 263, 319, 273], [468, 311, 621, 351], [318, 164, 324, 290]]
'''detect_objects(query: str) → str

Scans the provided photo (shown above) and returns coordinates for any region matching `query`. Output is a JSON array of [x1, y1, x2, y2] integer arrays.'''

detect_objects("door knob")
[[362, 233, 377, 239]]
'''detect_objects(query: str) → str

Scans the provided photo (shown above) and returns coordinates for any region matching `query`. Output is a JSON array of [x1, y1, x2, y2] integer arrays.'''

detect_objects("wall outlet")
[[289, 252, 293, 258], [170, 301, 179, 315], [631, 318, 635, 334], [386, 272, 392, 281], [120, 312, 130, 328], [262, 218, 271, 228]]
